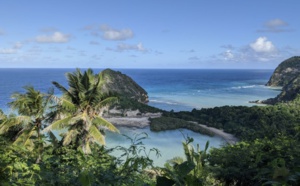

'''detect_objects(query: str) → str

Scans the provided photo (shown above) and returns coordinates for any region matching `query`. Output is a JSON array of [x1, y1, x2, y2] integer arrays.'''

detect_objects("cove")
[[105, 126, 225, 167]]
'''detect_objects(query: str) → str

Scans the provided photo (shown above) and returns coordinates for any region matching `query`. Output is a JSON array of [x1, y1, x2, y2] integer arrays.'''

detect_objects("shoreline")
[[195, 122, 238, 145], [105, 115, 238, 145]]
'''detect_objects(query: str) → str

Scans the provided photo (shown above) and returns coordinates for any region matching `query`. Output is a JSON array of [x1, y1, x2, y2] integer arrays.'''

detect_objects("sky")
[[0, 1, 299, 69]]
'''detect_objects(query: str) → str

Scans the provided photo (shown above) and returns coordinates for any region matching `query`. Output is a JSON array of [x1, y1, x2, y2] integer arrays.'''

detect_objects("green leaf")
[[176, 161, 195, 176], [79, 170, 92, 186]]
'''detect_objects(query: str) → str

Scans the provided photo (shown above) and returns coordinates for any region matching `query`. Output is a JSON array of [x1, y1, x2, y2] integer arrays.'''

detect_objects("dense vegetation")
[[149, 97, 300, 185], [0, 69, 160, 185], [160, 97, 300, 141], [1, 67, 300, 185], [150, 116, 214, 136]]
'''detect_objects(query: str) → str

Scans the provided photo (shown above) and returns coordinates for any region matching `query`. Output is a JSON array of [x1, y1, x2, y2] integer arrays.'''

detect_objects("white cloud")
[[182, 49, 196, 53], [0, 42, 23, 54], [0, 48, 16, 54], [100, 25, 134, 41], [13, 42, 22, 49], [83, 24, 96, 31], [0, 28, 5, 35], [188, 56, 200, 61], [221, 50, 234, 60], [258, 19, 291, 33], [250, 37, 276, 53], [107, 43, 147, 52], [35, 32, 70, 43], [217, 37, 281, 63], [89, 41, 100, 45], [221, 45, 235, 50], [66, 46, 76, 50], [265, 19, 288, 28]]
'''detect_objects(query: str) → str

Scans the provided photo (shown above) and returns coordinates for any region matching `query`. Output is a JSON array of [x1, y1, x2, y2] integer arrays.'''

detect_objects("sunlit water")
[[105, 127, 225, 166]]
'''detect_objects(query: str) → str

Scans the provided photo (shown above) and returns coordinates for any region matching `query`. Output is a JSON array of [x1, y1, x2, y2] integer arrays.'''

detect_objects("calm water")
[[0, 68, 280, 166], [118, 69, 280, 111], [105, 127, 225, 166]]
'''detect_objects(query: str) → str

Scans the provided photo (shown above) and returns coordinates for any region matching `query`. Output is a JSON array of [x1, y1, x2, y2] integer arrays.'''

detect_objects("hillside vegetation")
[[266, 56, 300, 87], [100, 69, 149, 103]]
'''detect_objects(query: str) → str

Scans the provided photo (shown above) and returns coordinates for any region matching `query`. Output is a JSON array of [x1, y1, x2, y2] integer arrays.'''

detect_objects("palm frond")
[[52, 81, 77, 103], [0, 112, 6, 120], [13, 127, 37, 151], [43, 115, 73, 132], [49, 94, 76, 111], [59, 97, 77, 111], [84, 141, 92, 154], [80, 111, 92, 130], [93, 115, 119, 133], [62, 129, 78, 146], [88, 125, 105, 145], [9, 86, 45, 117], [95, 97, 119, 110], [0, 115, 31, 134], [82, 69, 92, 91]]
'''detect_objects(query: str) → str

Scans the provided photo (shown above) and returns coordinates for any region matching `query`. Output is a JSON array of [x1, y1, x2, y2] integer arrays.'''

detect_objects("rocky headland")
[[100, 68, 149, 103], [99, 69, 162, 128], [251, 56, 300, 104]]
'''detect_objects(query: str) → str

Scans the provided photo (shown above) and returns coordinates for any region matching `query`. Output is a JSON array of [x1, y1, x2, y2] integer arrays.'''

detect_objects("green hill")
[[266, 56, 300, 87], [100, 69, 148, 103], [252, 56, 300, 104]]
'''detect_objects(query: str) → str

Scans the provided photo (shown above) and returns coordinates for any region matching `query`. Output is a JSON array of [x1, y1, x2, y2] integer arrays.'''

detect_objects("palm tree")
[[44, 68, 119, 154], [0, 86, 52, 157]]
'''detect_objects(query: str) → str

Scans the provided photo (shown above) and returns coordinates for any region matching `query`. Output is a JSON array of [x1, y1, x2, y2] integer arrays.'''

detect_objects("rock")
[[262, 76, 300, 104], [100, 69, 149, 103], [256, 56, 300, 104], [266, 56, 300, 87]]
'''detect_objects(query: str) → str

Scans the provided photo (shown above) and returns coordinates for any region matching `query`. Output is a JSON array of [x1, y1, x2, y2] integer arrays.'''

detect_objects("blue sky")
[[0, 1, 299, 69]]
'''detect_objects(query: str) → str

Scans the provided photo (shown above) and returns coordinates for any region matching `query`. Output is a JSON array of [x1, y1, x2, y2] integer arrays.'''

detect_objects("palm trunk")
[[35, 120, 42, 164]]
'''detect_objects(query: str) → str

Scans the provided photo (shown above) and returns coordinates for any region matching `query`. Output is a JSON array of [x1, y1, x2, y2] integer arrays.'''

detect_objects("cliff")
[[262, 76, 300, 104], [252, 56, 300, 104], [100, 69, 149, 103], [266, 56, 300, 87]]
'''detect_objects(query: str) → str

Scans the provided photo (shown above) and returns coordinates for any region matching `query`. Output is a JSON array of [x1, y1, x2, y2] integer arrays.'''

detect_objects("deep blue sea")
[[0, 68, 280, 166], [0, 68, 280, 113]]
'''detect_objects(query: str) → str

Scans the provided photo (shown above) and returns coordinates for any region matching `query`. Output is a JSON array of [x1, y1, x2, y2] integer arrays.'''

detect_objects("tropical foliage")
[[1, 68, 300, 185], [0, 86, 54, 166], [161, 96, 300, 141], [210, 138, 300, 185], [157, 137, 216, 186], [44, 68, 119, 154]]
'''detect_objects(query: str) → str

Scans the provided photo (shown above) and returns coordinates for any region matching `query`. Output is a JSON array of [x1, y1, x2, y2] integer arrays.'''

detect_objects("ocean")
[[0, 68, 280, 166]]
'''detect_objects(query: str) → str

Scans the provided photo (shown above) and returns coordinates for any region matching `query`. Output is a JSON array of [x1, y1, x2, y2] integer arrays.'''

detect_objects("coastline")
[[191, 122, 238, 144], [105, 114, 238, 145], [104, 112, 162, 128]]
